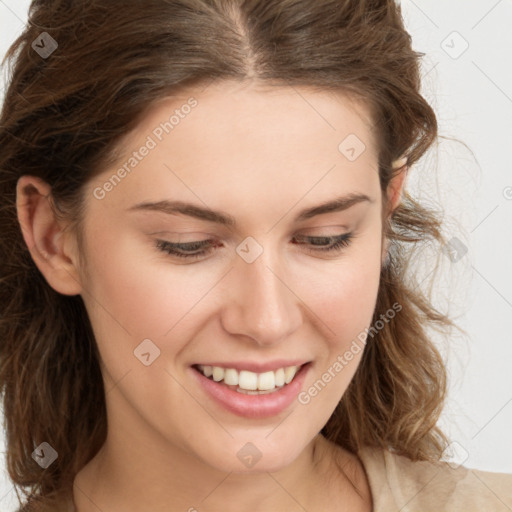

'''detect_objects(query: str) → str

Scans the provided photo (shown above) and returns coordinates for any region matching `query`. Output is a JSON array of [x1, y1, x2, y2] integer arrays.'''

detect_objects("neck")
[[72, 432, 365, 512]]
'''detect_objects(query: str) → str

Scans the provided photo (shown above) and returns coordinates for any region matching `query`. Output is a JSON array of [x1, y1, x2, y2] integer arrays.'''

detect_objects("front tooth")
[[274, 368, 285, 387], [203, 365, 213, 378], [258, 371, 276, 391], [284, 365, 299, 384], [223, 368, 239, 386], [238, 370, 258, 390], [212, 366, 225, 382]]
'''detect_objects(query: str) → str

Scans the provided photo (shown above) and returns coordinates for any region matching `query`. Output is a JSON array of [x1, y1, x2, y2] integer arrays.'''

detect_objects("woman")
[[1, 1, 511, 511]]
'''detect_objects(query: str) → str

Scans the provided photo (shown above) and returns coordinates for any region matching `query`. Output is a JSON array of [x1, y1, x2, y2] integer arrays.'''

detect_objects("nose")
[[219, 246, 303, 346]]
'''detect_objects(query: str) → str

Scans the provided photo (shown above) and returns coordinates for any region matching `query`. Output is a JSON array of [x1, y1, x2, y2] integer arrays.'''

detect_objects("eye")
[[293, 233, 354, 253], [155, 239, 217, 260], [155, 233, 354, 261]]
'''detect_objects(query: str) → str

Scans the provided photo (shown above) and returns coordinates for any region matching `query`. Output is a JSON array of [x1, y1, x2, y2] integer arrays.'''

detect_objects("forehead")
[[116, 79, 378, 159], [91, 80, 381, 216]]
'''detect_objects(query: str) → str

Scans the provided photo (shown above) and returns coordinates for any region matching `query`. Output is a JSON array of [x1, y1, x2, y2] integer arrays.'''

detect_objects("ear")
[[386, 157, 408, 213], [381, 157, 408, 266], [16, 175, 83, 296]]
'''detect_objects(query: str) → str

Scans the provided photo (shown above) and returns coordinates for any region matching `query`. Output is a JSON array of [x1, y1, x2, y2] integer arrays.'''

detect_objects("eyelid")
[[149, 225, 351, 237], [151, 224, 353, 241], [152, 231, 350, 246], [154, 231, 355, 262]]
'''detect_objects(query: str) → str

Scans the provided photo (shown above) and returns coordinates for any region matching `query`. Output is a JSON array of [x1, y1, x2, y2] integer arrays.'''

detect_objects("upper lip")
[[192, 360, 310, 373]]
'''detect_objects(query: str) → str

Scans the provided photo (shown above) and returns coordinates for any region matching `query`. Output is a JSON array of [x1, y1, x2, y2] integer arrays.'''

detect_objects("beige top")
[[21, 446, 512, 511], [357, 446, 512, 511]]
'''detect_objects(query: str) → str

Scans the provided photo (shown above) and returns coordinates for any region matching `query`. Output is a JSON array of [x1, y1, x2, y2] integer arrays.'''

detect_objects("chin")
[[194, 435, 306, 474]]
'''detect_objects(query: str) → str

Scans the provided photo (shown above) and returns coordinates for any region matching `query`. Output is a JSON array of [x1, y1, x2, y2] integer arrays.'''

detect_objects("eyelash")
[[155, 233, 354, 261]]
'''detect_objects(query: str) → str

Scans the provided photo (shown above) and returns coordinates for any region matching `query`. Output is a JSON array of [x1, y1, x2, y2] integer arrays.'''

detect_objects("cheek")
[[80, 224, 227, 368], [299, 228, 383, 340], [296, 248, 382, 410]]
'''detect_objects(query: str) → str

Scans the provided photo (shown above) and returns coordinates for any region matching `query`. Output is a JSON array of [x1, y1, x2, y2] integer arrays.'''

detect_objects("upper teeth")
[[197, 365, 301, 391]]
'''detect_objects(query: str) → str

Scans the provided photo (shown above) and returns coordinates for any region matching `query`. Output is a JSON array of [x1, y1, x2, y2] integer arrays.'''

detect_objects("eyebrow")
[[127, 193, 373, 226]]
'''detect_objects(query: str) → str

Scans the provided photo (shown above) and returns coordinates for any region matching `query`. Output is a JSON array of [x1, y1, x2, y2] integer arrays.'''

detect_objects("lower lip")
[[190, 363, 311, 419]]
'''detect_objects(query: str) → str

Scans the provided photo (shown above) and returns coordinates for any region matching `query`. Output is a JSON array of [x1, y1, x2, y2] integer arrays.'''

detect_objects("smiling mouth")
[[192, 363, 307, 394]]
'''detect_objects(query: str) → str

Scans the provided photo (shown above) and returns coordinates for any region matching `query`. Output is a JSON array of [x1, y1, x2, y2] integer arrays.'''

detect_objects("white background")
[[1, 0, 511, 510]]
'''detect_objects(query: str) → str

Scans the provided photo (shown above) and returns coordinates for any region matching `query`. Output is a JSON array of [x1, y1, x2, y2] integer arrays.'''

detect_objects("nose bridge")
[[220, 242, 302, 345]]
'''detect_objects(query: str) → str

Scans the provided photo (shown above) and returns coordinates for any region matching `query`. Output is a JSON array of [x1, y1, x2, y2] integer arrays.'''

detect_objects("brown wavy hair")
[[0, 0, 465, 509]]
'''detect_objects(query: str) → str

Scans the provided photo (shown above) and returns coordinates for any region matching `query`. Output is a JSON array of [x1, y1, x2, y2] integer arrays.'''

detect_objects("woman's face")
[[76, 80, 394, 473]]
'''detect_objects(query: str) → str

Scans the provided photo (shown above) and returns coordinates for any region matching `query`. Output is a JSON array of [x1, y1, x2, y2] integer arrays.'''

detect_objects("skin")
[[16, 79, 407, 512]]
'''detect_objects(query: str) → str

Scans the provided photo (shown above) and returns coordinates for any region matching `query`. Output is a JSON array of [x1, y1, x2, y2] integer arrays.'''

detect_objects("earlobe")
[[16, 175, 83, 296]]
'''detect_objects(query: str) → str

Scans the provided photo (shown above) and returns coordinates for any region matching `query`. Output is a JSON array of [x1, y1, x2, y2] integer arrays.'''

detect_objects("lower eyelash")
[[155, 233, 354, 259]]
